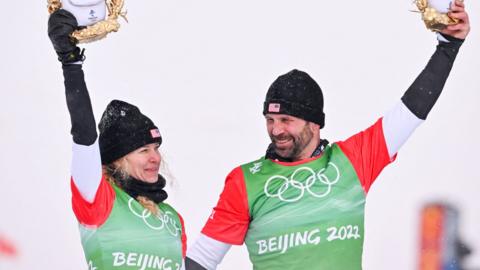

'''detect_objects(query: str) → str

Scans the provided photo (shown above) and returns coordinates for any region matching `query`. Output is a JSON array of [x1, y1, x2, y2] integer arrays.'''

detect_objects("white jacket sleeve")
[[187, 233, 232, 270]]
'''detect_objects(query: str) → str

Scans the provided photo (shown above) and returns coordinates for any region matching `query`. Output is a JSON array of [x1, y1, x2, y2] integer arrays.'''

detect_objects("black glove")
[[48, 9, 84, 64]]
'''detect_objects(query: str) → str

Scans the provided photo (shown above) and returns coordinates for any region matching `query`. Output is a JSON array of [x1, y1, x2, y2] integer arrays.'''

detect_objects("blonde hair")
[[136, 196, 160, 216], [159, 150, 175, 187]]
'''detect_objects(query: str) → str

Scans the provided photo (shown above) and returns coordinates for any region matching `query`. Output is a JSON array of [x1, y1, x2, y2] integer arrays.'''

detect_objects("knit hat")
[[263, 69, 325, 128], [98, 100, 162, 165]]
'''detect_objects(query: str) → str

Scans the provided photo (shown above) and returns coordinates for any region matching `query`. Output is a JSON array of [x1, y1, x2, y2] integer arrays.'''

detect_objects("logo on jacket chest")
[[263, 162, 340, 202], [128, 199, 181, 237], [250, 162, 263, 174]]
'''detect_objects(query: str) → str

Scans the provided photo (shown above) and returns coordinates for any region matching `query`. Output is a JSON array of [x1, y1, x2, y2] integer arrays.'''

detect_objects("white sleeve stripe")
[[187, 234, 231, 270], [71, 140, 103, 203], [383, 101, 424, 158], [436, 33, 450, 43]]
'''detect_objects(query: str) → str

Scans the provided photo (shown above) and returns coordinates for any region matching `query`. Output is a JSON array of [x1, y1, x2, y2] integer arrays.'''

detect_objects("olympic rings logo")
[[264, 163, 340, 202], [128, 199, 181, 237]]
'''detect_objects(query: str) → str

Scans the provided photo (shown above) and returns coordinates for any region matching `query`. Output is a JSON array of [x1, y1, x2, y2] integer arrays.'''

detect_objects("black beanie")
[[263, 69, 325, 128], [98, 100, 162, 165]]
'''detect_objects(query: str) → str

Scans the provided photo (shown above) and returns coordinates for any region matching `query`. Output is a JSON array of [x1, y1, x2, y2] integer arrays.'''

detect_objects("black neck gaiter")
[[110, 170, 168, 204]]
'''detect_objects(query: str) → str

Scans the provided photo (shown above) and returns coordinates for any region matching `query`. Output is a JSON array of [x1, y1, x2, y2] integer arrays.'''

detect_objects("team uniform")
[[186, 35, 464, 270], [202, 117, 397, 269], [72, 173, 186, 270], [63, 63, 187, 270]]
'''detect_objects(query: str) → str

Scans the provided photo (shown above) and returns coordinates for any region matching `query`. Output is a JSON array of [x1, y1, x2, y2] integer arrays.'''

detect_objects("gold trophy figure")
[[415, 0, 460, 31], [47, 0, 126, 43]]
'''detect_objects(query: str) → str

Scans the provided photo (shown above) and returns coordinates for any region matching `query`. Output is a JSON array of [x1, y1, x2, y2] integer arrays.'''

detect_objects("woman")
[[48, 9, 186, 270]]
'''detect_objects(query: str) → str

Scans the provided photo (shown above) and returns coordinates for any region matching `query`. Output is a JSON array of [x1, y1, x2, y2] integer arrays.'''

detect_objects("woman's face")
[[115, 143, 161, 183]]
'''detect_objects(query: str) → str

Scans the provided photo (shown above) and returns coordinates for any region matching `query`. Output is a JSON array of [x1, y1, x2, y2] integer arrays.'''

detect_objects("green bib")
[[242, 145, 366, 270], [79, 184, 183, 270]]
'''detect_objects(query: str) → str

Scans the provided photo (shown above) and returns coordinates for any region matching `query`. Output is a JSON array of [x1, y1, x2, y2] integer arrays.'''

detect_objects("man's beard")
[[269, 124, 314, 160]]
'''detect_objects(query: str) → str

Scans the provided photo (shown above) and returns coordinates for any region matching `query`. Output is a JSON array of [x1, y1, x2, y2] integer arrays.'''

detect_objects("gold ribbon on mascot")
[[47, 0, 127, 43]]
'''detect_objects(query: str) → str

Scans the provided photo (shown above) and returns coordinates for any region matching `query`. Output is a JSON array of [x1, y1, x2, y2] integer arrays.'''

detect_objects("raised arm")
[[48, 9, 103, 203], [328, 1, 469, 194], [382, 0, 469, 158]]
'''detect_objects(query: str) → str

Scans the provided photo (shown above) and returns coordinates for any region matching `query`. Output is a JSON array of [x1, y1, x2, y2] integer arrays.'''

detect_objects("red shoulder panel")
[[201, 167, 250, 245], [71, 175, 115, 227], [336, 118, 394, 194], [178, 213, 187, 258]]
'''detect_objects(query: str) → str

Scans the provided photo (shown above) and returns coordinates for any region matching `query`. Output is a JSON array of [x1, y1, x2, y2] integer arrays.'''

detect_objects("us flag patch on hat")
[[150, 129, 161, 138], [268, 103, 281, 113]]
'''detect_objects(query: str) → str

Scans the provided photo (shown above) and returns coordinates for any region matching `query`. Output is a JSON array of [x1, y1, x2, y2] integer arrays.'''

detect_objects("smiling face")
[[113, 143, 161, 183], [266, 114, 320, 161]]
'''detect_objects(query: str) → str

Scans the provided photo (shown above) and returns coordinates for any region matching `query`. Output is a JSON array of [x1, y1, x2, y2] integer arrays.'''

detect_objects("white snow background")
[[0, 0, 479, 269]]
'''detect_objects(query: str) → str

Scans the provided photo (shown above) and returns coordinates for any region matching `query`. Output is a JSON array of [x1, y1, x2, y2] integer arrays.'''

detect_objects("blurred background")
[[0, 0, 478, 269]]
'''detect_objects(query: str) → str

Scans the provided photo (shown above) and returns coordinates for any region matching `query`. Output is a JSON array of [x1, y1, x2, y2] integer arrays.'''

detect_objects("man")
[[186, 1, 470, 269]]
